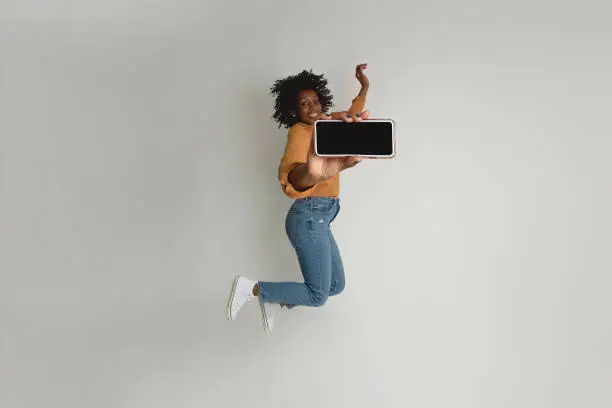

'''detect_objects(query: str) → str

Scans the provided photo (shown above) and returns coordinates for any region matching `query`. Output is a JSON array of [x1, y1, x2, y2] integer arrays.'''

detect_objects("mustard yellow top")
[[278, 95, 366, 199]]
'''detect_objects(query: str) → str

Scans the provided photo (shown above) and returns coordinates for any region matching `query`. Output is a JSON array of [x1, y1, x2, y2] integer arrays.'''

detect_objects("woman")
[[227, 63, 371, 334]]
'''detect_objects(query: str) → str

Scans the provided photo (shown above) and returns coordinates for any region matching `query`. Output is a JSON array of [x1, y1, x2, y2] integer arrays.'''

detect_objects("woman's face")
[[296, 89, 322, 125]]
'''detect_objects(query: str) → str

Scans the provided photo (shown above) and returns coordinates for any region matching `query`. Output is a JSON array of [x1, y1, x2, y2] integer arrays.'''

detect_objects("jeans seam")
[[307, 200, 324, 305]]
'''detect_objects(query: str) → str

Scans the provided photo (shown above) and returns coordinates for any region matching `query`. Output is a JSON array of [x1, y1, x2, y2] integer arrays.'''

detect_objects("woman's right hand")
[[355, 63, 369, 89], [306, 110, 370, 182]]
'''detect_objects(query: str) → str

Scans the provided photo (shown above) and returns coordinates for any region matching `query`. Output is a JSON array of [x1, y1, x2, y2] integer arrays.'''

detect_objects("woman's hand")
[[306, 110, 370, 182], [355, 63, 369, 89]]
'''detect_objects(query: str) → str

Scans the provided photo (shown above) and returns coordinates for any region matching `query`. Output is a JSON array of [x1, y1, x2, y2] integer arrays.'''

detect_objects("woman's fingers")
[[343, 110, 370, 123], [342, 156, 362, 169], [331, 109, 371, 123], [356, 63, 367, 75]]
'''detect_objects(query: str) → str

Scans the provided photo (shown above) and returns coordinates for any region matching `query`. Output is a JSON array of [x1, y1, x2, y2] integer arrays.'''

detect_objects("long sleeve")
[[278, 125, 317, 199]]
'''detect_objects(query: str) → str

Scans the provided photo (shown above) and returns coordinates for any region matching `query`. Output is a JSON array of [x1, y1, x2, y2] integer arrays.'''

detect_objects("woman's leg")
[[328, 231, 345, 297], [258, 226, 333, 307], [280, 232, 343, 309], [257, 199, 337, 307]]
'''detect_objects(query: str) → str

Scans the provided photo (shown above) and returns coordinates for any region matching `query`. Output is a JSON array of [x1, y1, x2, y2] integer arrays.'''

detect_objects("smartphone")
[[314, 119, 396, 158]]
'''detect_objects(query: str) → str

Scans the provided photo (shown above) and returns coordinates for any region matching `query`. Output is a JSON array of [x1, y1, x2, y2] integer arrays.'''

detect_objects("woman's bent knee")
[[330, 278, 345, 296], [309, 289, 329, 307]]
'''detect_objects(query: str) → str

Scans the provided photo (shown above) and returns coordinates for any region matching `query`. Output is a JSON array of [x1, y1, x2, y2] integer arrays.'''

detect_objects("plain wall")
[[1, 1, 611, 407]]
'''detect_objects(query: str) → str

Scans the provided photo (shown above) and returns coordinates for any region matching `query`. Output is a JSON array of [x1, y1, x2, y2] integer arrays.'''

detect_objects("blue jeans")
[[258, 197, 345, 307]]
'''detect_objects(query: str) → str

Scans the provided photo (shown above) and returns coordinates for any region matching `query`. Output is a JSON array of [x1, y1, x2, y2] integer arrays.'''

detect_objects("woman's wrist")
[[289, 163, 322, 192], [304, 164, 325, 186]]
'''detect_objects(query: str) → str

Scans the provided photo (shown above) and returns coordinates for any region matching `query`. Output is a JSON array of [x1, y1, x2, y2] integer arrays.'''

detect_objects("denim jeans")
[[258, 197, 345, 307]]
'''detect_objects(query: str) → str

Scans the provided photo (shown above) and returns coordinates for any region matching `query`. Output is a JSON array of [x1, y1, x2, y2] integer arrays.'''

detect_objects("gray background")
[[1, 1, 611, 407]]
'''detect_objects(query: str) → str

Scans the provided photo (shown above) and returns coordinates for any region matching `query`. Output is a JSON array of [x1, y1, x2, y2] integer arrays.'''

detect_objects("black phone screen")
[[315, 120, 394, 156]]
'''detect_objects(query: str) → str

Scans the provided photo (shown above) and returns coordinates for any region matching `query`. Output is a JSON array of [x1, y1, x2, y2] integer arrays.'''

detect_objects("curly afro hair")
[[270, 69, 334, 128]]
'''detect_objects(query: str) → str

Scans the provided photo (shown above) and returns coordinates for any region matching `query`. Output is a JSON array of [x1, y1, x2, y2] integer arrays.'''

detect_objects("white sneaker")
[[227, 275, 257, 320], [259, 300, 286, 335]]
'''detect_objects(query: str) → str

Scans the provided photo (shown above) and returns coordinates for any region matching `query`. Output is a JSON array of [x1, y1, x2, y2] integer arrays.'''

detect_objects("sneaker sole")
[[227, 275, 240, 321], [259, 298, 271, 335]]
